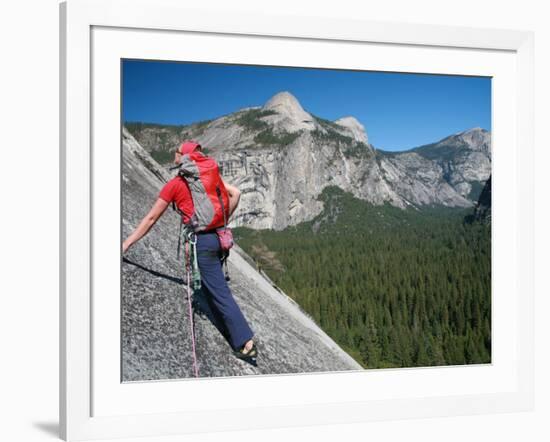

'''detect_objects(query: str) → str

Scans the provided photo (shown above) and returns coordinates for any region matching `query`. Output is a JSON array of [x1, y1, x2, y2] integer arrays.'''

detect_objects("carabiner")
[[187, 230, 197, 245]]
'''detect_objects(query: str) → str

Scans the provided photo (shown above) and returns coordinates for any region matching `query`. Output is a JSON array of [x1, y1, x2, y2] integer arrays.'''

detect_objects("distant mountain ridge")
[[125, 91, 491, 230]]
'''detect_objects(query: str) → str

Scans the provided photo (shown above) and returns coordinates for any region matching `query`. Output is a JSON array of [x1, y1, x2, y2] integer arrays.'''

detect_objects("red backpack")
[[174, 141, 234, 282], [176, 148, 230, 232]]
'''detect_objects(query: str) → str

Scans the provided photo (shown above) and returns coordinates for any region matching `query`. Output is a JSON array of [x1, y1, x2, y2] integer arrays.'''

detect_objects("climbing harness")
[[179, 224, 201, 290]]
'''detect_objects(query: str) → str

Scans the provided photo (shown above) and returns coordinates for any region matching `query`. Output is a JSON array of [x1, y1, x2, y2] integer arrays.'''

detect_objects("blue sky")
[[122, 60, 491, 152]]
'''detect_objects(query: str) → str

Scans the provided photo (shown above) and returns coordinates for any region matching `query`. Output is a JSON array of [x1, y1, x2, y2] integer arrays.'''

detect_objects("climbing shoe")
[[233, 342, 257, 360]]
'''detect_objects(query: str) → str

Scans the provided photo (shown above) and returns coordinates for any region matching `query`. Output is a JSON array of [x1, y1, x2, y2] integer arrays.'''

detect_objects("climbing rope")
[[182, 228, 200, 378]]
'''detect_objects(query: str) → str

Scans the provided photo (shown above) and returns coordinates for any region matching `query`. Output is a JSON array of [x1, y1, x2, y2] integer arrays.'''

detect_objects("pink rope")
[[185, 242, 199, 378]]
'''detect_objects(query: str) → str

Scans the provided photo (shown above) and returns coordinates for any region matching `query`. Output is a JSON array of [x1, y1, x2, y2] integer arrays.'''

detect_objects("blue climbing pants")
[[196, 232, 254, 350]]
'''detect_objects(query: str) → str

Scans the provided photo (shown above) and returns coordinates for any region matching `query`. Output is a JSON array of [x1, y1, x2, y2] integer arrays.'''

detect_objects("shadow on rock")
[[123, 257, 257, 366], [123, 257, 185, 285]]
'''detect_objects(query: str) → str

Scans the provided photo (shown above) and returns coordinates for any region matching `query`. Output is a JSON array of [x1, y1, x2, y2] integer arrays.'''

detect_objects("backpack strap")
[[215, 186, 228, 230]]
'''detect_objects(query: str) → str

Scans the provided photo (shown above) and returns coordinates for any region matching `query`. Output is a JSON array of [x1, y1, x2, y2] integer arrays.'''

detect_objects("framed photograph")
[[60, 0, 534, 440]]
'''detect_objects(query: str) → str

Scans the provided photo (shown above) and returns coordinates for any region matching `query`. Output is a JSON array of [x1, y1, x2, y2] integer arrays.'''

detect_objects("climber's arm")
[[122, 198, 169, 253], [223, 180, 241, 218]]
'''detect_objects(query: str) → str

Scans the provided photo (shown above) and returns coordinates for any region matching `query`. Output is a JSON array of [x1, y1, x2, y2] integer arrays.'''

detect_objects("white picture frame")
[[60, 0, 534, 440]]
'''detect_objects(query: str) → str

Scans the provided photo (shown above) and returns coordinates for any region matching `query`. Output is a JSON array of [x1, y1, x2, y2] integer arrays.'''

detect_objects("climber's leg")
[[196, 232, 254, 350]]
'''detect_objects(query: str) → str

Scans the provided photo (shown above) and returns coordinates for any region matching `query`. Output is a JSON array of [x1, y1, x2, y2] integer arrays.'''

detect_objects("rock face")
[[471, 175, 492, 224], [335, 116, 369, 144], [121, 128, 362, 381], [126, 91, 491, 230], [262, 91, 317, 132], [410, 127, 492, 200]]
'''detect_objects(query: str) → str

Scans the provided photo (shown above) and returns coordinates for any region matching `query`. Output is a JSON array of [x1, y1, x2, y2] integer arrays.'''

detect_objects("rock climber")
[[122, 141, 257, 360]]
